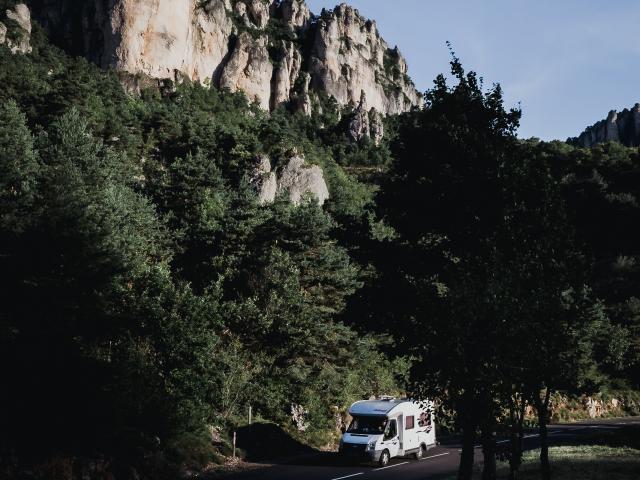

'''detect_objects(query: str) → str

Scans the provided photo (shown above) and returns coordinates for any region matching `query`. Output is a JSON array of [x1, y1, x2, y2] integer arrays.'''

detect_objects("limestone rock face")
[[281, 0, 311, 29], [574, 104, 640, 147], [109, 0, 233, 84], [31, 0, 420, 120], [0, 3, 32, 54], [219, 32, 273, 110], [272, 41, 303, 109], [309, 4, 421, 115], [277, 156, 330, 206], [605, 110, 620, 142], [32, 0, 232, 83], [7, 3, 31, 32], [246, 0, 274, 29]]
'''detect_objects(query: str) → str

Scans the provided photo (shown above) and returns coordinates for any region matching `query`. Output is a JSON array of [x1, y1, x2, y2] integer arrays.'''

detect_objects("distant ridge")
[[570, 104, 640, 148]]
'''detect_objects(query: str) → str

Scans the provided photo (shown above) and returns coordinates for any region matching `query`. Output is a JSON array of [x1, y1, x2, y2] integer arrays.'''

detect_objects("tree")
[[0, 108, 178, 464], [485, 147, 591, 480], [0, 100, 39, 232], [377, 55, 521, 480]]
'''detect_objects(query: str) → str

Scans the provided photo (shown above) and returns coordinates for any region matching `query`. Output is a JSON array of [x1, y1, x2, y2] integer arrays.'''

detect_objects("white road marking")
[[331, 473, 364, 480], [374, 461, 409, 471], [420, 452, 450, 460], [494, 433, 543, 445]]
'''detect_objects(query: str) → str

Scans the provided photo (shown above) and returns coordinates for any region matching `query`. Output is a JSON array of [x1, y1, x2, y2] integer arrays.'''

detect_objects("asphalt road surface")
[[211, 417, 640, 480]]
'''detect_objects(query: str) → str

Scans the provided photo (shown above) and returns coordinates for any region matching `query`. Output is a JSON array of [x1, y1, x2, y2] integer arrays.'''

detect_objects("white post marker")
[[233, 431, 237, 459]]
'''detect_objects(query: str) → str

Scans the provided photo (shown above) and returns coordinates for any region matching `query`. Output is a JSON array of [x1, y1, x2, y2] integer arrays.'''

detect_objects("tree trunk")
[[508, 394, 527, 480], [536, 389, 552, 480], [458, 413, 477, 480], [481, 425, 496, 480]]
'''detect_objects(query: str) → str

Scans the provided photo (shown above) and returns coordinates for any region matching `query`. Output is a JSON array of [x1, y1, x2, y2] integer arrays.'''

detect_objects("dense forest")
[[1, 15, 639, 480]]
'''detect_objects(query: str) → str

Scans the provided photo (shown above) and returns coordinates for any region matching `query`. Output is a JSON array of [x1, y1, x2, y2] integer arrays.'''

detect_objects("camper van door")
[[404, 412, 419, 450], [382, 418, 400, 458]]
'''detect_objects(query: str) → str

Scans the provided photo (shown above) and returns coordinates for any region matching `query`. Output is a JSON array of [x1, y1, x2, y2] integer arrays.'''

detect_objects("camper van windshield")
[[347, 415, 387, 435]]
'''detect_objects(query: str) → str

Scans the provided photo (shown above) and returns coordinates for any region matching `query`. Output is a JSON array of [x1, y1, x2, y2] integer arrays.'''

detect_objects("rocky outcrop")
[[251, 155, 278, 205], [293, 72, 313, 116], [573, 104, 640, 148], [349, 95, 370, 142], [0, 3, 32, 54], [31, 0, 421, 119], [278, 155, 330, 206], [348, 92, 384, 144], [252, 154, 329, 206], [369, 109, 384, 145], [308, 4, 421, 115]]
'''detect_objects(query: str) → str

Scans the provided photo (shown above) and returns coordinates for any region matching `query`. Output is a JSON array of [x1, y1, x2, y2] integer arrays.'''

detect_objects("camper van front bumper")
[[339, 443, 381, 462]]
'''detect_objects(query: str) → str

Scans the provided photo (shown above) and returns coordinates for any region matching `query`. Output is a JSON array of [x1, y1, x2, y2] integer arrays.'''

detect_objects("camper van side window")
[[384, 419, 397, 440], [405, 415, 415, 430]]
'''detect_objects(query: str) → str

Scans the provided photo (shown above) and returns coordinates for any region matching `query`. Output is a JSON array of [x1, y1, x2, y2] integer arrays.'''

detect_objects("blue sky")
[[306, 0, 640, 140]]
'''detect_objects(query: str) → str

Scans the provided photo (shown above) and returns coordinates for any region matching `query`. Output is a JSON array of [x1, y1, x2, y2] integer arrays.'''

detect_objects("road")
[[211, 418, 640, 480]]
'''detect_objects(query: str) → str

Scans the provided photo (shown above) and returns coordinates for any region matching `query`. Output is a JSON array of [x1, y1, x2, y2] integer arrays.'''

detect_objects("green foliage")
[[0, 100, 39, 232], [0, 21, 408, 478], [362, 54, 631, 480], [2, 14, 637, 480]]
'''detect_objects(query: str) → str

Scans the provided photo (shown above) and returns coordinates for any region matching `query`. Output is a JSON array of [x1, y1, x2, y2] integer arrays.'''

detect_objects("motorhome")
[[338, 398, 436, 467]]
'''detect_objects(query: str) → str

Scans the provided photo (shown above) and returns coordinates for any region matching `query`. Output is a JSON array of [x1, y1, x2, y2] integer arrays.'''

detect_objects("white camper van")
[[338, 398, 436, 467]]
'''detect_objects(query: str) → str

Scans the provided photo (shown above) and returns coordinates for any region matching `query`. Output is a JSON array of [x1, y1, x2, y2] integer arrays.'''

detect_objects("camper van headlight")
[[367, 440, 376, 450]]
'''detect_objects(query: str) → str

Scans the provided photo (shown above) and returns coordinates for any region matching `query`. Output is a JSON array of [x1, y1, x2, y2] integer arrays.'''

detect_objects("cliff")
[[28, 0, 422, 117], [309, 4, 420, 115], [572, 104, 640, 148]]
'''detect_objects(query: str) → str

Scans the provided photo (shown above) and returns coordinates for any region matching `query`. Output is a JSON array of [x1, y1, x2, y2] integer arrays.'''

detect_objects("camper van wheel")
[[379, 449, 390, 467], [414, 444, 426, 460]]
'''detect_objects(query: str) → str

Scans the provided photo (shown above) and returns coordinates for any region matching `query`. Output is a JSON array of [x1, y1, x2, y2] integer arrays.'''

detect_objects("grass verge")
[[508, 445, 640, 479]]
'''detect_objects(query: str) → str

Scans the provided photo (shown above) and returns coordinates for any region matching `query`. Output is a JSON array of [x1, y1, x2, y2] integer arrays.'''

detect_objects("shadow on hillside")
[[233, 423, 378, 467], [234, 423, 317, 463]]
